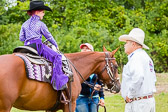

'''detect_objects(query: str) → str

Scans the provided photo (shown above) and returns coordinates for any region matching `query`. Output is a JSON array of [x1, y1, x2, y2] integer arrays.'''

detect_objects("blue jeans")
[[75, 96, 99, 112]]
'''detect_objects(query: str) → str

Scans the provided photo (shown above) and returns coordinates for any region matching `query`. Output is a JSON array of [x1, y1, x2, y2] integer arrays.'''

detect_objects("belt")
[[125, 95, 153, 103]]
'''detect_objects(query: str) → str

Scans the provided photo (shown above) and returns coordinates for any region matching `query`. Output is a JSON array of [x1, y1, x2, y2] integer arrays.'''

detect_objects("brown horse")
[[0, 47, 120, 112]]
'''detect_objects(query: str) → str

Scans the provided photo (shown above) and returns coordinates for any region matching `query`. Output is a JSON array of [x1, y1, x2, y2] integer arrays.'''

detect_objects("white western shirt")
[[121, 48, 156, 100]]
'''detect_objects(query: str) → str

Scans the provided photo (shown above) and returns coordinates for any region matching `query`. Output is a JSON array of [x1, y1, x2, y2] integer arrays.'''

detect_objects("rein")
[[67, 52, 118, 92], [44, 42, 117, 112], [67, 51, 118, 112], [90, 76, 106, 112], [90, 89, 107, 112], [55, 50, 118, 112]]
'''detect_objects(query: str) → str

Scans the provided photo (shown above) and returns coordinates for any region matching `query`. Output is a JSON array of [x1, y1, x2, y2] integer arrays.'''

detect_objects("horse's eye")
[[115, 66, 118, 69]]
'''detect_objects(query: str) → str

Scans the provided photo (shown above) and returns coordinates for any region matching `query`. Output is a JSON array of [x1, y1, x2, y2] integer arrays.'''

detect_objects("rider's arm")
[[41, 22, 58, 48], [19, 26, 25, 41]]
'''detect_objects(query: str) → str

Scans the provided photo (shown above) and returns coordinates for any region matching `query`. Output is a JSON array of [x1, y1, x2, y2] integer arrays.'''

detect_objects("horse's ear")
[[112, 47, 119, 56], [103, 46, 107, 52]]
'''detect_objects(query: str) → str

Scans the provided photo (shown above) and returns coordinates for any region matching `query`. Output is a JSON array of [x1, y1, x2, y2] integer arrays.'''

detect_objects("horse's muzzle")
[[108, 82, 121, 93], [112, 84, 121, 93]]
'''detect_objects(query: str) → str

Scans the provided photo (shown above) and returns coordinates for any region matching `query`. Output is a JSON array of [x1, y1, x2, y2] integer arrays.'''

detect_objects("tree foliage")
[[0, 0, 167, 73]]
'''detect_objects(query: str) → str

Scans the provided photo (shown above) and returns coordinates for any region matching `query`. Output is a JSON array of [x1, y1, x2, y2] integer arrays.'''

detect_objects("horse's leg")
[[0, 99, 12, 112], [0, 55, 25, 112], [0, 73, 21, 112], [61, 100, 77, 112], [63, 68, 81, 112], [63, 104, 69, 112]]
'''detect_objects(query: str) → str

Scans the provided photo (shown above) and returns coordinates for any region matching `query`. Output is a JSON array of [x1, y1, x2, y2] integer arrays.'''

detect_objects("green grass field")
[[11, 93, 168, 112], [11, 73, 168, 112]]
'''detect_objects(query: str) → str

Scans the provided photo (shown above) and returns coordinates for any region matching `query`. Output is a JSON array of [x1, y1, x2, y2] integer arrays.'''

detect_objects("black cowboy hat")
[[25, 1, 52, 11]]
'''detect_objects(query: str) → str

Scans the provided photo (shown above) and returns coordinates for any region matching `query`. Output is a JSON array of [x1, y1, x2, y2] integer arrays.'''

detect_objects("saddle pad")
[[15, 53, 52, 83]]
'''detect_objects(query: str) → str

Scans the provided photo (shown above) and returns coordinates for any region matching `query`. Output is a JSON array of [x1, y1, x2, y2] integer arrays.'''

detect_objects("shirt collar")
[[128, 48, 142, 60], [90, 74, 95, 79], [31, 15, 40, 20]]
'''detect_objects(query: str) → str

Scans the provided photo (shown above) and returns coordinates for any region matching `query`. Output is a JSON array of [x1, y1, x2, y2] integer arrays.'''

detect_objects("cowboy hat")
[[80, 43, 94, 51], [25, 1, 52, 11], [119, 28, 149, 49]]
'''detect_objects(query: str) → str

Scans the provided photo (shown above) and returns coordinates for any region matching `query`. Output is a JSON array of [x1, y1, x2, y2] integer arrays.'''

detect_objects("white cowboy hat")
[[80, 43, 94, 51], [119, 28, 149, 49]]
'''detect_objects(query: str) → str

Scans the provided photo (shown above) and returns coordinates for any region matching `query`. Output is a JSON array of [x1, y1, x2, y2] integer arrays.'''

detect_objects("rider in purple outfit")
[[19, 1, 68, 90]]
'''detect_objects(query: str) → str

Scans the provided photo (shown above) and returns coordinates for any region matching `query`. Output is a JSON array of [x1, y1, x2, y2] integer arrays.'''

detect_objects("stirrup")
[[60, 88, 71, 104]]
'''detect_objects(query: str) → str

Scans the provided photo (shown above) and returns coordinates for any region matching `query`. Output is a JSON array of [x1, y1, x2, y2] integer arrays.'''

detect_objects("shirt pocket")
[[122, 65, 130, 78]]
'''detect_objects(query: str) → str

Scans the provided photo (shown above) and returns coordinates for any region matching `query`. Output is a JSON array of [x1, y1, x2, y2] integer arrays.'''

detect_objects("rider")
[[75, 43, 105, 112], [19, 1, 68, 90]]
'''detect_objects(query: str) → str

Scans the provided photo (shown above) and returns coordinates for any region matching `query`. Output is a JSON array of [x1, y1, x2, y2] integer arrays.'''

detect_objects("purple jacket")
[[19, 15, 58, 48]]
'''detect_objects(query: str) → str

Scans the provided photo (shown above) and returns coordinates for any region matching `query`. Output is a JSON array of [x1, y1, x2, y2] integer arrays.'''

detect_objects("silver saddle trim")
[[61, 53, 67, 61], [14, 46, 38, 55]]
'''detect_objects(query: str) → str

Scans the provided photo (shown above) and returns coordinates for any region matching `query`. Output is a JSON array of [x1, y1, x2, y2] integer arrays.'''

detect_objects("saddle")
[[14, 45, 73, 111], [13, 46, 73, 84]]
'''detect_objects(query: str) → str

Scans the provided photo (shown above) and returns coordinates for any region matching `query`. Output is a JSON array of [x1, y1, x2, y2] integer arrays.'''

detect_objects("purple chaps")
[[24, 39, 68, 90]]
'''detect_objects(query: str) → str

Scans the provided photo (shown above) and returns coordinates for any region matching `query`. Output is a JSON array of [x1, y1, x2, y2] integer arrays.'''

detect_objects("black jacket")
[[80, 74, 104, 99]]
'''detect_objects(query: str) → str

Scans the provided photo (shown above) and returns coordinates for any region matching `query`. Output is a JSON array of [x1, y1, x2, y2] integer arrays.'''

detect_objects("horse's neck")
[[65, 52, 105, 81]]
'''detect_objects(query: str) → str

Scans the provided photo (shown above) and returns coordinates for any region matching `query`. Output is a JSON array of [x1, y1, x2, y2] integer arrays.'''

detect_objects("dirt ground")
[[104, 73, 168, 96], [155, 73, 168, 94]]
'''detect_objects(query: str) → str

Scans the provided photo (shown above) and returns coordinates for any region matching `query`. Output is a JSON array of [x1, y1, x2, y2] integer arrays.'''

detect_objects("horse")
[[0, 47, 120, 112]]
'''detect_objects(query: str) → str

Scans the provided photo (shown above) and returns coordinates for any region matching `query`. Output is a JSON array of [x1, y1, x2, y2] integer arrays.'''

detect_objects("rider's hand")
[[98, 99, 105, 107], [51, 45, 59, 52]]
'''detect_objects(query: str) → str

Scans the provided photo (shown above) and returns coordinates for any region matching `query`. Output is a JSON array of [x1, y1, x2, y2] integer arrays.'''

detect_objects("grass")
[[155, 92, 168, 111], [11, 73, 168, 112], [11, 93, 168, 112]]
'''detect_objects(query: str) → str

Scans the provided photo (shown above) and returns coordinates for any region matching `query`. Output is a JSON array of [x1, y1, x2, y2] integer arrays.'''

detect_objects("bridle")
[[44, 42, 119, 112], [91, 52, 120, 112], [99, 52, 120, 93], [46, 43, 120, 93], [57, 51, 119, 112], [66, 51, 119, 93]]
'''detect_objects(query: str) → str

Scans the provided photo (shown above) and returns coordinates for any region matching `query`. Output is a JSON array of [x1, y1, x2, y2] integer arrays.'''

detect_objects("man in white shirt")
[[119, 28, 157, 112]]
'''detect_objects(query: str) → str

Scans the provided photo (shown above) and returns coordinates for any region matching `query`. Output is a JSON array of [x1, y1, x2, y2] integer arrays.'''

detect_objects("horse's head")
[[97, 47, 121, 93], [64, 46, 121, 93]]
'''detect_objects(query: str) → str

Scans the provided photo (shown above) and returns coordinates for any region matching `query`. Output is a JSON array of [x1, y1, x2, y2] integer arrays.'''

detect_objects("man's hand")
[[126, 96, 132, 103]]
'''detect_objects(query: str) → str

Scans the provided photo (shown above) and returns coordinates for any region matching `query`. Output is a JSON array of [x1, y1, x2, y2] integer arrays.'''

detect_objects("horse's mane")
[[65, 51, 106, 81], [65, 51, 105, 62]]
